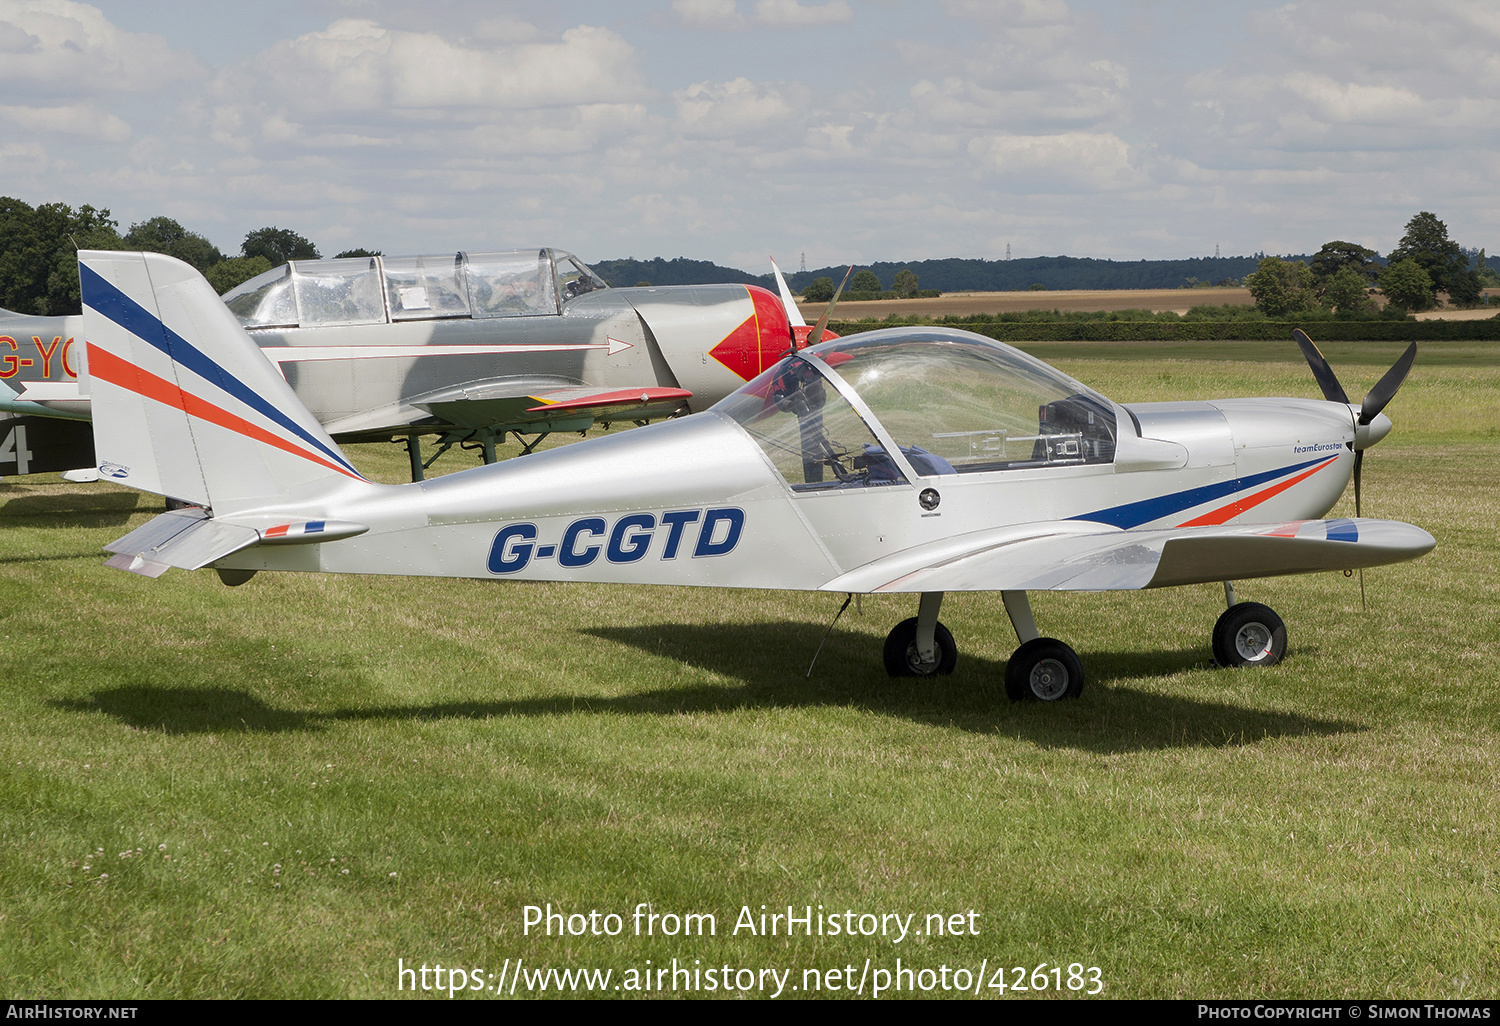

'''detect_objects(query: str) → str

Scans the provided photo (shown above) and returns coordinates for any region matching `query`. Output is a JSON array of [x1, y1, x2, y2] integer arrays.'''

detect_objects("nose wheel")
[[882, 617, 958, 676], [1212, 602, 1287, 667]]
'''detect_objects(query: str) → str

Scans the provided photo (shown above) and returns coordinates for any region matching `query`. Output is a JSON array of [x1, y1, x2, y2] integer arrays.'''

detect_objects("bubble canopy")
[[713, 328, 1118, 489]]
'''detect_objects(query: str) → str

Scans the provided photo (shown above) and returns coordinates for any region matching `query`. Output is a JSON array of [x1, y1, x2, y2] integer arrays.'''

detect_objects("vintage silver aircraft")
[[80, 251, 1434, 700], [2, 247, 807, 480]]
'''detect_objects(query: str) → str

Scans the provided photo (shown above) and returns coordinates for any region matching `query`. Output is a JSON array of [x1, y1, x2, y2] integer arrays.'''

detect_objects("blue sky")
[[3, 0, 1497, 276]]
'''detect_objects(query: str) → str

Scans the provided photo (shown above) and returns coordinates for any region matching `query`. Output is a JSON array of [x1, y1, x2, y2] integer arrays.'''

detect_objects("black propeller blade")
[[1353, 449, 1364, 518], [1352, 341, 1417, 518], [1358, 341, 1417, 426], [1293, 328, 1350, 404]]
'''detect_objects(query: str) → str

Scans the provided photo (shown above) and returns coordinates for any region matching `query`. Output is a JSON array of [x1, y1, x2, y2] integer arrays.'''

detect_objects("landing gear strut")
[[879, 589, 1087, 701], [1000, 590, 1084, 702], [883, 592, 957, 676]]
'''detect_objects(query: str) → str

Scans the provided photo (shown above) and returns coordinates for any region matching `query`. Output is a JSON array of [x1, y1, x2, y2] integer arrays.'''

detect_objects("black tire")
[[882, 617, 958, 677], [1212, 602, 1286, 668], [1005, 638, 1084, 702]]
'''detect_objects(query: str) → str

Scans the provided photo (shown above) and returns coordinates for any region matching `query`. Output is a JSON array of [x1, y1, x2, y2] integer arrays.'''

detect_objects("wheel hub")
[[905, 643, 941, 674], [1234, 622, 1272, 661], [1029, 658, 1069, 700]]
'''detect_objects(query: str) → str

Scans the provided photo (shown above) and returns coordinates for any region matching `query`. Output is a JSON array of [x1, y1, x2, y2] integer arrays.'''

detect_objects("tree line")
[[0, 197, 359, 316], [4, 195, 1491, 319], [1245, 212, 1494, 317]]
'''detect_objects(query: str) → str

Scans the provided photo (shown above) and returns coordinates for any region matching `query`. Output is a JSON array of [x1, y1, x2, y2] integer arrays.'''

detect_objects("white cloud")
[[0, 102, 129, 141], [910, 73, 1123, 128], [671, 0, 743, 28], [752, 0, 852, 27], [969, 131, 1138, 191], [674, 78, 794, 137], [217, 19, 646, 114], [672, 0, 852, 29], [469, 18, 540, 45], [939, 0, 1070, 27], [0, 0, 201, 96], [1280, 74, 1425, 125]]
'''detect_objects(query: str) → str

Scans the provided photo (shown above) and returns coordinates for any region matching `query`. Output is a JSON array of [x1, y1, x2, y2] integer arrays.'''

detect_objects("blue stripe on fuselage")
[[1068, 455, 1334, 529]]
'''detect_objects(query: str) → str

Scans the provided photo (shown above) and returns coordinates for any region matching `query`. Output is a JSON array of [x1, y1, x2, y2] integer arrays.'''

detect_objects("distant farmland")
[[799, 287, 1254, 321]]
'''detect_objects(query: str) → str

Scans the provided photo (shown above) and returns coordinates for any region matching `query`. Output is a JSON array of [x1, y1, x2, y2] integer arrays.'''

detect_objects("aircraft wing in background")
[[403, 379, 693, 432]]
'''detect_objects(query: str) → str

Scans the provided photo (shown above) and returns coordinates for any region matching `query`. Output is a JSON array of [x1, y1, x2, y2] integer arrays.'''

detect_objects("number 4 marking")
[[1, 425, 32, 474]]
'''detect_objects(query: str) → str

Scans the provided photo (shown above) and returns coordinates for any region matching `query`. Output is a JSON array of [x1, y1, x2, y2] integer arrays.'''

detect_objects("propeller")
[[1292, 330, 1416, 519], [806, 264, 854, 348], [770, 257, 852, 357], [1294, 330, 1417, 607], [769, 255, 807, 332]]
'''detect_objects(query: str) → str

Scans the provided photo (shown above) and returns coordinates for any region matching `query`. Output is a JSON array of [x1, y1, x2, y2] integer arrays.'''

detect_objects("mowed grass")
[[0, 342, 1497, 999]]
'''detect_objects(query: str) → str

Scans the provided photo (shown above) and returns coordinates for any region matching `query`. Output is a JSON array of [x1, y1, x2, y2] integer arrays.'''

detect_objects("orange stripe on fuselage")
[[1180, 458, 1337, 527]]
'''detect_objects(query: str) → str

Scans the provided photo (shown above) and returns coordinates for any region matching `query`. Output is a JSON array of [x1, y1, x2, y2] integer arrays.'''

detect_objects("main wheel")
[[1212, 602, 1286, 668], [1005, 638, 1084, 702], [882, 617, 958, 677]]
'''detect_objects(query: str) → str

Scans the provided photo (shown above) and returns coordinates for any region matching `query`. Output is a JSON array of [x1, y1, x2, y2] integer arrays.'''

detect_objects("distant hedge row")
[[826, 319, 1500, 342], [836, 289, 945, 301]]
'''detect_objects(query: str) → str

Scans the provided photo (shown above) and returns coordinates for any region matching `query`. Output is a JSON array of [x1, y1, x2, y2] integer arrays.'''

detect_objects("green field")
[[1, 340, 1497, 999]]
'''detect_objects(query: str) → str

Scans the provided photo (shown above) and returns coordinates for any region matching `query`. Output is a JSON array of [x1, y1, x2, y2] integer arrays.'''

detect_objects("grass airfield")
[[1, 339, 1497, 999]]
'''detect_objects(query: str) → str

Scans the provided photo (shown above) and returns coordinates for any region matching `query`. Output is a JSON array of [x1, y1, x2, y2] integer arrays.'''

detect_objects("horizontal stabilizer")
[[104, 508, 260, 576], [103, 508, 368, 576], [825, 518, 1436, 594]]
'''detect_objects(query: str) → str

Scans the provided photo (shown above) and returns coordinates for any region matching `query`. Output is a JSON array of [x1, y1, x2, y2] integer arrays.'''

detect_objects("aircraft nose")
[[1354, 410, 1392, 450]]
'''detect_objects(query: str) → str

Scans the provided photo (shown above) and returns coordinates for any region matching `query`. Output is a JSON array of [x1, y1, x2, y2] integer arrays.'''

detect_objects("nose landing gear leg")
[[883, 591, 957, 676]]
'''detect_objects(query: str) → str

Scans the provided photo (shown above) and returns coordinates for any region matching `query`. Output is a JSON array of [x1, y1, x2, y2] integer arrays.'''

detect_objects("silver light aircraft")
[[80, 251, 1434, 700], [2, 248, 810, 481]]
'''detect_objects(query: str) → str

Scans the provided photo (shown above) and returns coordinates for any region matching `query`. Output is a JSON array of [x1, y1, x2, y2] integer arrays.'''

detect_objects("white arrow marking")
[[259, 340, 634, 366]]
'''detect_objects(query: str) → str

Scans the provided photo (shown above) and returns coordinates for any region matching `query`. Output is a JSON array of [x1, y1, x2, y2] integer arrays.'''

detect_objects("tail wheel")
[[1212, 602, 1287, 668], [882, 617, 958, 677], [1005, 638, 1084, 702]]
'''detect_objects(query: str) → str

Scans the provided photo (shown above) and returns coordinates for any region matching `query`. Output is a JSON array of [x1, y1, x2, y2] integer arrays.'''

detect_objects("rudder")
[[80, 251, 365, 514]]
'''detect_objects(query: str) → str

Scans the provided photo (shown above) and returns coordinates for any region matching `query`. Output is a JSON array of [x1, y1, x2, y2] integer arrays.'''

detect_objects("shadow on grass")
[[53, 688, 314, 734], [0, 488, 143, 528], [55, 622, 1357, 752], [0, 549, 106, 564]]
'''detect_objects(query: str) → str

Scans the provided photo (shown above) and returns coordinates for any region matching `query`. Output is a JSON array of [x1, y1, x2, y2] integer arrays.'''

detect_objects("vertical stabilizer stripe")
[[88, 344, 363, 480], [80, 262, 359, 476]]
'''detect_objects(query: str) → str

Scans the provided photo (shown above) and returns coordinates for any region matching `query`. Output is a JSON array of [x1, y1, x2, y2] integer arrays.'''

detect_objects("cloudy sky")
[[3, 0, 1498, 275]]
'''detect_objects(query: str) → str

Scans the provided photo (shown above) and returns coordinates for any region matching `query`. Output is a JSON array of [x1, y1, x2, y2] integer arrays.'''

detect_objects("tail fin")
[[79, 251, 365, 513]]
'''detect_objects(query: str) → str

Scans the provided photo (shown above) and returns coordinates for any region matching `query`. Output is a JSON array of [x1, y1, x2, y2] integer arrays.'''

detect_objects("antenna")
[[1005, 243, 1011, 260], [800, 251, 806, 273], [1215, 243, 1221, 258]]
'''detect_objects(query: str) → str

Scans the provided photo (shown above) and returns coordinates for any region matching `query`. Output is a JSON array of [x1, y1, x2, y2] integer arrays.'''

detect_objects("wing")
[[824, 518, 1436, 594], [317, 378, 693, 438], [410, 379, 691, 431]]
